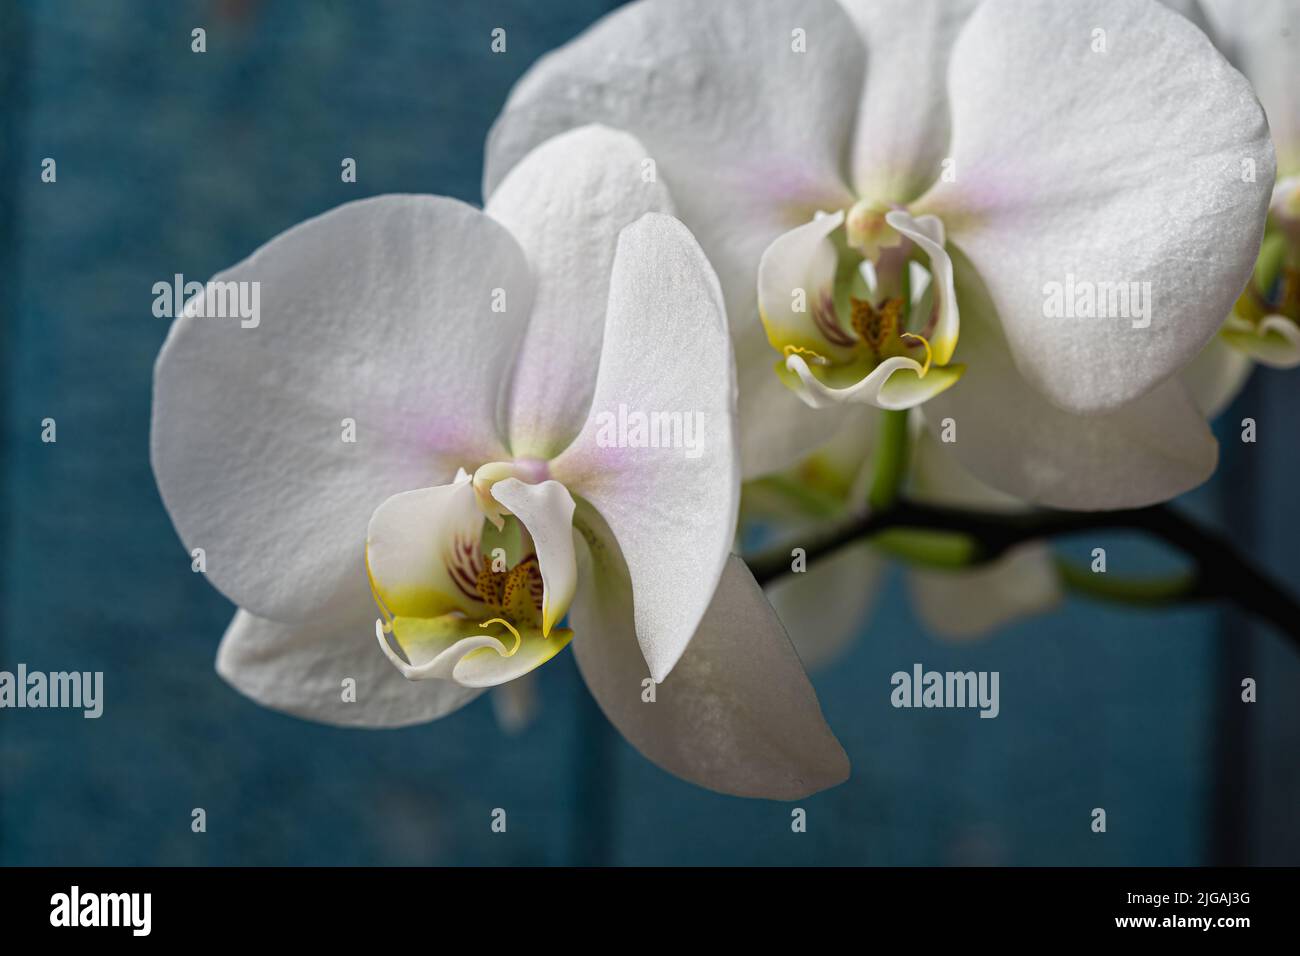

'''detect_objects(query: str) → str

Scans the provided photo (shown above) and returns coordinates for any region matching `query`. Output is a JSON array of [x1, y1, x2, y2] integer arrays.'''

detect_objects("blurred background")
[[1, 0, 1297, 866]]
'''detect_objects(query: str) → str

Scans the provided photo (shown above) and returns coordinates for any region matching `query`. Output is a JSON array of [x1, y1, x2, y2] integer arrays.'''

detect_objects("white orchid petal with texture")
[[485, 0, 865, 477], [839, 0, 981, 204], [573, 551, 850, 800], [914, 0, 1274, 413], [1180, 334, 1254, 419], [217, 607, 483, 728], [552, 214, 739, 682], [487, 125, 675, 459], [152, 196, 532, 622], [487, 0, 1276, 505], [152, 120, 850, 798], [924, 254, 1217, 509], [1200, 0, 1300, 175]]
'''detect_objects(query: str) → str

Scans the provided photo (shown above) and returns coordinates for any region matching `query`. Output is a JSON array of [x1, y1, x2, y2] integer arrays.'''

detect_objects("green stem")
[[867, 409, 910, 512], [1054, 558, 1196, 606], [872, 528, 976, 569]]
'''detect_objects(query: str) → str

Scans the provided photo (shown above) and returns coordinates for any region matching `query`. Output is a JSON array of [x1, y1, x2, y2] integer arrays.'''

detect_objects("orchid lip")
[[364, 459, 581, 688], [758, 205, 962, 410]]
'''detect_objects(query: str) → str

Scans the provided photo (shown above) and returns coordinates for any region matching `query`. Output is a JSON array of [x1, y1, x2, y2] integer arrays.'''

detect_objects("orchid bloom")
[[748, 409, 1060, 669], [151, 125, 848, 800], [486, 0, 1275, 509], [1173, 0, 1300, 417]]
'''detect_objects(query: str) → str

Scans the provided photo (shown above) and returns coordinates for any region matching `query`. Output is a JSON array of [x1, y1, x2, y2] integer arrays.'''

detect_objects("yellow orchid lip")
[[1220, 312, 1300, 369], [371, 539, 572, 686], [1229, 220, 1300, 368], [480, 617, 522, 656], [774, 291, 947, 403], [899, 332, 933, 376], [374, 613, 574, 687], [783, 343, 830, 366], [365, 466, 581, 687]]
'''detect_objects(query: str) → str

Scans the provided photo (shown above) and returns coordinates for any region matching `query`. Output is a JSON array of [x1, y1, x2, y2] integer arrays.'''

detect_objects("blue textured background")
[[2, 0, 1297, 866]]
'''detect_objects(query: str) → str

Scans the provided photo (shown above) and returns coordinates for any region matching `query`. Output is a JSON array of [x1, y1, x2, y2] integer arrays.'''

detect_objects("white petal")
[[909, 545, 1061, 640], [551, 214, 738, 682], [915, 0, 1275, 413], [766, 543, 882, 670], [152, 196, 532, 622], [803, 402, 881, 493], [216, 607, 482, 728], [1180, 331, 1253, 418], [486, 125, 675, 459], [739, 404, 876, 526], [922, 251, 1217, 509], [572, 552, 849, 800], [1200, 0, 1300, 174], [910, 416, 1026, 512], [489, 478, 578, 636], [484, 0, 864, 477], [838, 0, 981, 203], [1158, 0, 1213, 33]]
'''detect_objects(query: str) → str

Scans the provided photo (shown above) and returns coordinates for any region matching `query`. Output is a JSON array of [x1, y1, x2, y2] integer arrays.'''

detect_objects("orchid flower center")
[[444, 529, 546, 637], [758, 201, 962, 410], [366, 461, 577, 686], [1259, 177, 1300, 323], [850, 294, 933, 374], [1219, 176, 1300, 369], [1258, 267, 1300, 324]]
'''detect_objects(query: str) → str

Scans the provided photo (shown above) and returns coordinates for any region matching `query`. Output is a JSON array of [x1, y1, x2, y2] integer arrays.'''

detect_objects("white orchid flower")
[[1173, 0, 1300, 416], [486, 0, 1275, 509], [749, 409, 1060, 668], [1200, 0, 1300, 175], [152, 125, 848, 800]]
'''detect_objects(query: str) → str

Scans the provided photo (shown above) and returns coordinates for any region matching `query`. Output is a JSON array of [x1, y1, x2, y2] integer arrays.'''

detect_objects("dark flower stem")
[[744, 498, 1300, 655]]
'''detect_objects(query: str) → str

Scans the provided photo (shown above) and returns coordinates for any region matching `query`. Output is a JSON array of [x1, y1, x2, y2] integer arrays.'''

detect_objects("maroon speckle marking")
[[812, 290, 856, 348]]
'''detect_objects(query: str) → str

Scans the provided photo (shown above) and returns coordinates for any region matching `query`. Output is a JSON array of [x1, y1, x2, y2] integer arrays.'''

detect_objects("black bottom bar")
[[0, 867, 1290, 940]]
